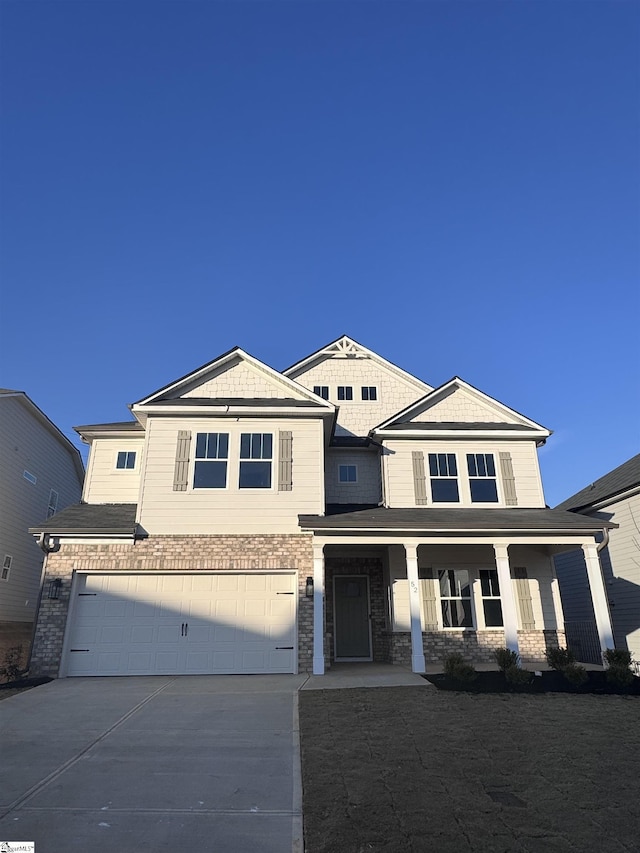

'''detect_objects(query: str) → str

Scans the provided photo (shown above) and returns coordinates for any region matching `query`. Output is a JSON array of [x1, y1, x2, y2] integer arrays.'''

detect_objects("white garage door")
[[64, 572, 297, 676]]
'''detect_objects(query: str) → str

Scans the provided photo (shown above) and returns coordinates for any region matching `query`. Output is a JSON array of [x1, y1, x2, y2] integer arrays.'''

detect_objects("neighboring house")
[[554, 454, 640, 665], [28, 336, 615, 678], [0, 390, 84, 656]]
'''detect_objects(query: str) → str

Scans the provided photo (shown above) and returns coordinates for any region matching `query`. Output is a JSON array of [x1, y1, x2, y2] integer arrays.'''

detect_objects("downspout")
[[596, 527, 610, 553]]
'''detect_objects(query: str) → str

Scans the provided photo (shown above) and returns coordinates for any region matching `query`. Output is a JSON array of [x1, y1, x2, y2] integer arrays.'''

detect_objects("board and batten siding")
[[324, 449, 382, 505], [0, 396, 83, 622], [382, 439, 544, 508], [83, 437, 146, 504], [138, 416, 324, 534]]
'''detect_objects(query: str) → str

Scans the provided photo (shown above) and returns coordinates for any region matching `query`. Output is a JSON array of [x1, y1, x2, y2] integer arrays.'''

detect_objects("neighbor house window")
[[239, 433, 272, 488], [361, 386, 377, 401], [428, 454, 459, 502], [338, 464, 357, 483], [47, 489, 59, 518], [2, 555, 11, 581], [337, 386, 353, 401], [467, 454, 498, 502], [23, 470, 37, 485], [438, 569, 473, 628], [313, 385, 329, 400], [194, 432, 229, 488], [116, 451, 136, 470], [480, 569, 503, 627]]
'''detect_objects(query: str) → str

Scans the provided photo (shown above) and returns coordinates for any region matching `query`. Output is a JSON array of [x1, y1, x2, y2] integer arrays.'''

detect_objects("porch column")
[[493, 545, 519, 655], [582, 541, 614, 654], [312, 543, 325, 675], [404, 543, 426, 673]]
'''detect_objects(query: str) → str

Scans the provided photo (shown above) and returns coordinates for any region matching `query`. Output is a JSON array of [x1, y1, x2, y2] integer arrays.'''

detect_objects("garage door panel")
[[65, 572, 296, 676]]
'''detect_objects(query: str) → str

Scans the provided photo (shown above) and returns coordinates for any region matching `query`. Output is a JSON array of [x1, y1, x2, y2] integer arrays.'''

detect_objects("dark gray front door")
[[334, 575, 372, 660]]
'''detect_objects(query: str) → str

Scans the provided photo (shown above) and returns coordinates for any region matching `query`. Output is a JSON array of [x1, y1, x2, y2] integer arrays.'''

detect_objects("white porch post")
[[312, 543, 325, 675], [582, 541, 614, 654], [493, 544, 520, 655], [404, 543, 426, 673]]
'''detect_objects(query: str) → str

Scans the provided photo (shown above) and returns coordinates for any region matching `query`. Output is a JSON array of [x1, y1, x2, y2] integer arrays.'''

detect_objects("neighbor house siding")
[[83, 437, 145, 504], [138, 416, 324, 534], [382, 439, 544, 508], [0, 396, 83, 622], [324, 449, 382, 505]]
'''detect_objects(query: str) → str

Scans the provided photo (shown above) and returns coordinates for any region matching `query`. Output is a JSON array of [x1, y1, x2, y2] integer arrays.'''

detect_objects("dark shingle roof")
[[383, 422, 536, 431], [29, 503, 139, 534], [299, 507, 616, 532], [555, 454, 640, 512], [74, 421, 144, 432], [330, 436, 377, 448], [151, 397, 326, 408]]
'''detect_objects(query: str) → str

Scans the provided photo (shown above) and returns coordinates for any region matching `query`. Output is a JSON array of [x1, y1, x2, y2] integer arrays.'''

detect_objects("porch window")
[[239, 433, 272, 488], [467, 453, 499, 502], [438, 569, 473, 627], [428, 453, 459, 503], [480, 569, 503, 627]]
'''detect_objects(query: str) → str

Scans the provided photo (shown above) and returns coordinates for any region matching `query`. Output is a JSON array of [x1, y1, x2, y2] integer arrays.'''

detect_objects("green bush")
[[603, 648, 632, 669], [545, 646, 575, 671], [606, 665, 634, 688], [562, 663, 588, 687], [504, 665, 532, 687], [443, 652, 477, 684], [494, 648, 520, 672], [0, 645, 24, 683]]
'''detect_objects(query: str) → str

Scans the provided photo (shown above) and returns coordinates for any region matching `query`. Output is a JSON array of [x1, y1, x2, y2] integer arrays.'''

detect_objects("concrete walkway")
[[301, 662, 430, 690], [0, 675, 307, 853]]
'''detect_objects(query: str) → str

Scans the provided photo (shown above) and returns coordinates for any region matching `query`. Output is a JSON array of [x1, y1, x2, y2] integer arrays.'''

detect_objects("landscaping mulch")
[[0, 676, 52, 702], [299, 686, 640, 853], [425, 670, 640, 695]]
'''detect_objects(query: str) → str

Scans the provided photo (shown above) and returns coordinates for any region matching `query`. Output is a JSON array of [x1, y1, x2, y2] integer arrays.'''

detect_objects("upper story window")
[[428, 453, 459, 503], [361, 386, 377, 401], [467, 453, 498, 502], [47, 489, 59, 519], [313, 385, 329, 400], [2, 555, 11, 581], [337, 386, 353, 401], [339, 464, 357, 483], [438, 569, 472, 627], [116, 451, 136, 470], [194, 432, 228, 489], [239, 433, 272, 489]]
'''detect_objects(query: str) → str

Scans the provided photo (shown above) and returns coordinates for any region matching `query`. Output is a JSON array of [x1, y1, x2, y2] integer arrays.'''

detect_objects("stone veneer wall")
[[30, 534, 314, 677], [386, 629, 567, 667]]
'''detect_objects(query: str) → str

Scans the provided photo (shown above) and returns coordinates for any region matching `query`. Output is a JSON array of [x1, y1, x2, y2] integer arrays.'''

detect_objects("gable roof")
[[555, 454, 640, 513], [29, 502, 139, 535], [282, 334, 432, 395], [371, 377, 550, 442], [0, 390, 85, 483], [131, 346, 335, 416]]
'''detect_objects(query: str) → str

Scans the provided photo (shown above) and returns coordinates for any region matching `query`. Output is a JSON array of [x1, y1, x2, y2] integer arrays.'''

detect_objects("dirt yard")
[[299, 686, 640, 853]]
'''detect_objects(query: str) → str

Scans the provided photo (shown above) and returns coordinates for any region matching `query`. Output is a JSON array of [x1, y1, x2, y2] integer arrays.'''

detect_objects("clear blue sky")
[[1, 1, 638, 507]]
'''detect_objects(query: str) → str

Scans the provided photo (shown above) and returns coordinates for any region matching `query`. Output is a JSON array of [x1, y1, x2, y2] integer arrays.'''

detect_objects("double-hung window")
[[194, 432, 229, 488], [479, 569, 503, 627], [239, 433, 272, 488], [428, 453, 459, 502], [467, 453, 498, 502], [438, 569, 473, 627], [116, 451, 136, 470], [337, 386, 353, 401]]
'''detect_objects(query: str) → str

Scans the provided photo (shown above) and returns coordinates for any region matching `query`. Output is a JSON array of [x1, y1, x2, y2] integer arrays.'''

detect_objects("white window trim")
[[336, 386, 354, 402], [115, 450, 137, 471], [466, 452, 502, 505], [434, 565, 506, 631], [427, 452, 461, 506], [238, 431, 275, 491], [360, 386, 378, 402], [338, 464, 358, 484], [192, 431, 230, 491]]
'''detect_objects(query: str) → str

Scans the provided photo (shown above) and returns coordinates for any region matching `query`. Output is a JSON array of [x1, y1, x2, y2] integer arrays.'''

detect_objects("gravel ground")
[[299, 686, 640, 853]]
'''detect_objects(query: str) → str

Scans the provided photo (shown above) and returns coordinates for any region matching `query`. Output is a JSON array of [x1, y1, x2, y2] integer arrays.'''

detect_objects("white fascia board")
[[300, 526, 607, 537], [372, 428, 550, 441], [131, 404, 333, 418], [75, 428, 145, 441]]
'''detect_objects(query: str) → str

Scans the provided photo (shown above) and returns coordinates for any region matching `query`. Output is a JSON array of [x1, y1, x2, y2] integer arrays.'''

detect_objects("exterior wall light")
[[305, 577, 314, 598], [47, 578, 62, 600]]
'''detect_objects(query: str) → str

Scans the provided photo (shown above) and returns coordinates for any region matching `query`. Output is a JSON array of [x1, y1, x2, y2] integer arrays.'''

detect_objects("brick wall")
[[30, 534, 314, 677]]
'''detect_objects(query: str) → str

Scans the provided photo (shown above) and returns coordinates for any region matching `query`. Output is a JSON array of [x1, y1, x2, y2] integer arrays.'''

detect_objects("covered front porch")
[[308, 532, 614, 675]]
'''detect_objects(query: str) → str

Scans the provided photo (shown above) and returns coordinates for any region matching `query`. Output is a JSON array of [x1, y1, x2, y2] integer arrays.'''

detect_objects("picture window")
[[361, 386, 377, 401], [337, 386, 353, 401], [338, 464, 357, 483], [116, 451, 136, 470]]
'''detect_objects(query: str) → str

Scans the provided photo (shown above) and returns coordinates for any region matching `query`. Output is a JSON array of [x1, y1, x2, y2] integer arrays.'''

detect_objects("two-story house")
[[29, 337, 614, 678], [0, 390, 84, 662]]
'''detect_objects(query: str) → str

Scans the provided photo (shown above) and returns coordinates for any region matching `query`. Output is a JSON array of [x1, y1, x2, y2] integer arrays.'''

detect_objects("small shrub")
[[494, 648, 520, 672], [443, 652, 477, 684], [504, 665, 532, 687], [0, 645, 24, 683], [545, 646, 575, 671], [606, 666, 634, 688], [562, 663, 588, 687], [603, 648, 632, 669]]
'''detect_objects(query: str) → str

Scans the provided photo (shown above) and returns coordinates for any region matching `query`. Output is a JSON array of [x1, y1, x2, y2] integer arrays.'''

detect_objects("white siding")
[[411, 387, 521, 424], [600, 493, 640, 660], [383, 439, 544, 508], [324, 449, 382, 505], [0, 396, 83, 621], [179, 357, 307, 401], [138, 416, 324, 534], [291, 358, 426, 437], [83, 438, 146, 504]]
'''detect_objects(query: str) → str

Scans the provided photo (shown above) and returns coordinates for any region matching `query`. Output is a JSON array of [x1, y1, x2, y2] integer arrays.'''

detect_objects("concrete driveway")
[[0, 675, 307, 852]]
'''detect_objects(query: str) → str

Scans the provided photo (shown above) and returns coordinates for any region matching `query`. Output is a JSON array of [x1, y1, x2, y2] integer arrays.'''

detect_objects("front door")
[[334, 575, 372, 661]]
